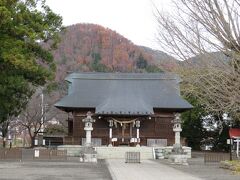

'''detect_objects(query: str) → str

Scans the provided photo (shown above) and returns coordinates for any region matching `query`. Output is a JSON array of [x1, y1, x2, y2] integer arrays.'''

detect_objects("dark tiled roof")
[[55, 73, 192, 115]]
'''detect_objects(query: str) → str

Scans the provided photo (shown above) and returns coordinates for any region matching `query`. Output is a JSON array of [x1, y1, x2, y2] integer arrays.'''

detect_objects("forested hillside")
[[52, 23, 168, 81], [140, 46, 179, 71]]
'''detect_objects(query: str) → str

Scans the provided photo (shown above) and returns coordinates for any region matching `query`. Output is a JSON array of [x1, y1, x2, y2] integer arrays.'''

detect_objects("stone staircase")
[[57, 145, 191, 160], [58, 145, 83, 156], [95, 146, 155, 159]]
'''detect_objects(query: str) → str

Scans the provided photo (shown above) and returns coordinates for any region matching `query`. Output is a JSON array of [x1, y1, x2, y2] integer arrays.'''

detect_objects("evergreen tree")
[[0, 0, 63, 145], [181, 96, 207, 150], [136, 54, 148, 69]]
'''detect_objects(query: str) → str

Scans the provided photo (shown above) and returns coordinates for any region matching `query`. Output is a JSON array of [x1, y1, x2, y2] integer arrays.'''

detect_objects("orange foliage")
[[52, 23, 158, 80]]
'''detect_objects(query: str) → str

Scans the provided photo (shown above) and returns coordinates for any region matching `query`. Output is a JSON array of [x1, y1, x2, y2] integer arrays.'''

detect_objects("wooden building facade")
[[55, 73, 192, 147]]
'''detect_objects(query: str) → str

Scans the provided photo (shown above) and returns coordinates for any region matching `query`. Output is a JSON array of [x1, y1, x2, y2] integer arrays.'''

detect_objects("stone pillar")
[[108, 120, 113, 146], [82, 111, 95, 147], [175, 131, 181, 145], [85, 129, 92, 145], [136, 120, 140, 147], [173, 113, 182, 147], [136, 129, 139, 139]]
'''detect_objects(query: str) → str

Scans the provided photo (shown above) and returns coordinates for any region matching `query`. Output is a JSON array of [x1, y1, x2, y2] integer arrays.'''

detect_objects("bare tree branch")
[[155, 0, 240, 120], [17, 87, 67, 147]]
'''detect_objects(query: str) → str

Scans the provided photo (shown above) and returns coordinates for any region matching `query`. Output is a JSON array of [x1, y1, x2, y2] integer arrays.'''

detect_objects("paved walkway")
[[158, 157, 240, 180], [0, 160, 112, 180], [107, 159, 201, 180]]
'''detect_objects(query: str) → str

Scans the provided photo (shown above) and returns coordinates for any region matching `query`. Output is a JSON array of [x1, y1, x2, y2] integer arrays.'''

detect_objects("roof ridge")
[[66, 72, 179, 80]]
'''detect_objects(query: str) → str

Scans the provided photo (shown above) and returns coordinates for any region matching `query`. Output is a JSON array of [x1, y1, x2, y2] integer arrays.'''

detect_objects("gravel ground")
[[0, 160, 112, 180], [155, 157, 240, 180]]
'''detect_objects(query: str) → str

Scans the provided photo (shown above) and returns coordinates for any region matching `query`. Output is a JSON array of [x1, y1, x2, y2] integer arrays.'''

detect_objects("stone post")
[[82, 111, 95, 147]]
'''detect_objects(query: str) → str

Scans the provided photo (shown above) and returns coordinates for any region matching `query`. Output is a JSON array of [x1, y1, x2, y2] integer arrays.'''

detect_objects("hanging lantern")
[[136, 120, 140, 128], [109, 120, 113, 127]]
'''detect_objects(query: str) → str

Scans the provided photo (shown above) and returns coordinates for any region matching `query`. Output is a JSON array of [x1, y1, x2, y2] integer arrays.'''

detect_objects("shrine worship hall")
[[55, 73, 192, 147]]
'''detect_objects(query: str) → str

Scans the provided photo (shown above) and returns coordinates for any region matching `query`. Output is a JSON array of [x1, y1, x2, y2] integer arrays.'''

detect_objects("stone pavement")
[[0, 160, 112, 180], [107, 159, 201, 180], [157, 157, 240, 180]]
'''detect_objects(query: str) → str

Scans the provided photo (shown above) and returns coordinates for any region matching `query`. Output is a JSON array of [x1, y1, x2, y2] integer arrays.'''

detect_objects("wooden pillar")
[[108, 120, 113, 146], [122, 124, 125, 142], [130, 123, 133, 138]]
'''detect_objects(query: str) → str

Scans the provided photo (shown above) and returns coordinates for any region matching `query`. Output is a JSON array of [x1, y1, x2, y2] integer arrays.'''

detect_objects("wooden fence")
[[0, 148, 67, 161], [204, 152, 230, 163], [0, 149, 22, 160]]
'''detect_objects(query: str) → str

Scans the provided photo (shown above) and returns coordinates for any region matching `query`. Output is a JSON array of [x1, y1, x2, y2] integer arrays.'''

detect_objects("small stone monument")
[[80, 111, 97, 163], [169, 113, 188, 165]]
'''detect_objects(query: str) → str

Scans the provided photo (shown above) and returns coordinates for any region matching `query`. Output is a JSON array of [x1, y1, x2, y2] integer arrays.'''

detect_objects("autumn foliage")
[[52, 23, 162, 81]]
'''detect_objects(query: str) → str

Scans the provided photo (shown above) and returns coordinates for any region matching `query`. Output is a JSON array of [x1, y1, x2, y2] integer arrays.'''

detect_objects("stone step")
[[58, 145, 154, 159], [95, 147, 154, 159], [58, 145, 83, 156]]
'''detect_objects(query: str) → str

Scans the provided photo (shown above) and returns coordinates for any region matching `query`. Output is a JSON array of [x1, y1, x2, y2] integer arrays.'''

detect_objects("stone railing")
[[154, 146, 191, 159]]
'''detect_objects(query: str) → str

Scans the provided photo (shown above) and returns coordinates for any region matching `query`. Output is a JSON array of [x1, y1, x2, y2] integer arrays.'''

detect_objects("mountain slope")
[[139, 46, 180, 71], [53, 23, 166, 81], [51, 24, 226, 82]]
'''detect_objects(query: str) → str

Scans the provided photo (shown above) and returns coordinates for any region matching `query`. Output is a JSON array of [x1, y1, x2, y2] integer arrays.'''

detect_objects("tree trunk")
[[30, 133, 38, 148], [1, 121, 9, 148], [30, 136, 35, 148], [2, 136, 6, 148]]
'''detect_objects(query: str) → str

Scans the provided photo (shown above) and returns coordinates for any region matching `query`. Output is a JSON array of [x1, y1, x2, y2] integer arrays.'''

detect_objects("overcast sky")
[[46, 0, 173, 49]]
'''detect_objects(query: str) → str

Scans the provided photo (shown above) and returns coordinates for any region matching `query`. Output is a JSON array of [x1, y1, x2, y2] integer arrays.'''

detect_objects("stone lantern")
[[172, 113, 182, 147], [82, 111, 95, 146], [169, 113, 189, 165]]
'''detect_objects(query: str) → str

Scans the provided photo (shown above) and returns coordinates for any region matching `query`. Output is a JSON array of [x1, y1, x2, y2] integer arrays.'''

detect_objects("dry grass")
[[221, 160, 240, 174]]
